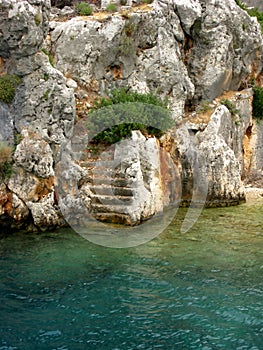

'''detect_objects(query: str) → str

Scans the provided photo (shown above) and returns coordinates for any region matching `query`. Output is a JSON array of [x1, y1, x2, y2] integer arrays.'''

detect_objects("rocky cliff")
[[0, 0, 262, 232]]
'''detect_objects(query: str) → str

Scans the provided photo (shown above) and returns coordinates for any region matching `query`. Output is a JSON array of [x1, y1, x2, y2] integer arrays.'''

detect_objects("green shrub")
[[105, 3, 117, 13], [34, 13, 42, 26], [0, 142, 13, 180], [0, 75, 22, 104], [235, 0, 263, 32], [196, 100, 212, 114], [76, 2, 93, 16], [252, 85, 263, 119], [220, 99, 239, 117], [41, 48, 54, 67], [87, 88, 173, 145], [235, 0, 247, 10], [142, 0, 153, 4]]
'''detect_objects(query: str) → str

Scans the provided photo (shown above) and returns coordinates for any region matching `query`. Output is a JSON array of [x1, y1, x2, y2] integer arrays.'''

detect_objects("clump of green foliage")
[[87, 88, 173, 145], [0, 142, 13, 181], [196, 100, 212, 114], [43, 89, 51, 101], [235, 0, 263, 32], [142, 0, 153, 4], [105, 3, 117, 13], [0, 75, 22, 104], [220, 99, 240, 117], [34, 13, 42, 26], [76, 2, 93, 16], [118, 20, 138, 56], [41, 48, 54, 67], [252, 85, 263, 119]]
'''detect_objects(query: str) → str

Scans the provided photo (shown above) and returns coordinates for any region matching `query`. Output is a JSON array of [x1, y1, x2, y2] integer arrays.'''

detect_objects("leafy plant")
[[76, 2, 93, 16], [43, 89, 51, 101], [87, 88, 173, 145], [0, 75, 22, 104], [220, 99, 239, 116], [105, 3, 117, 13], [235, 0, 263, 32], [34, 13, 42, 26], [196, 100, 212, 114], [252, 85, 263, 120], [118, 36, 135, 56], [0, 142, 13, 180], [235, 0, 247, 10], [41, 48, 54, 67]]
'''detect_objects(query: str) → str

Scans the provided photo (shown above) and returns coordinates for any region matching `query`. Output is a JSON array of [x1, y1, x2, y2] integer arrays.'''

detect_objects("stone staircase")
[[78, 145, 136, 225]]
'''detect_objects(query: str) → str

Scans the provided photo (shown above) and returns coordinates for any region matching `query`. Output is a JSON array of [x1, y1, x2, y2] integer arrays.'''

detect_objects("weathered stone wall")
[[0, 0, 263, 232], [0, 0, 75, 232]]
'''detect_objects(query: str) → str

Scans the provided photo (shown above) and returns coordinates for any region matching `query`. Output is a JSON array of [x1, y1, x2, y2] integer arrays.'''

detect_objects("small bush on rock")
[[0, 75, 22, 104], [220, 99, 239, 117], [252, 85, 263, 120], [87, 88, 173, 145], [76, 2, 93, 16], [105, 3, 117, 13]]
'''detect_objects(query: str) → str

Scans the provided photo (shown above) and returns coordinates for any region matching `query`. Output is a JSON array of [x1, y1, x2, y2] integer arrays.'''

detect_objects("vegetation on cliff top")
[[87, 88, 173, 145]]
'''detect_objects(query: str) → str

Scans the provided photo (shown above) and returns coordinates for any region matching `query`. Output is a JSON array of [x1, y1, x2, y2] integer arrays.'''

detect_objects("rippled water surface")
[[0, 201, 262, 350]]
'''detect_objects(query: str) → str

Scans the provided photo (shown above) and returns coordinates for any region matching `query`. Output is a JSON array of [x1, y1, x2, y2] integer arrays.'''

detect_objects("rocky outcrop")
[[49, 0, 263, 118], [159, 89, 254, 208], [57, 130, 179, 227], [0, 0, 263, 232], [0, 0, 75, 231]]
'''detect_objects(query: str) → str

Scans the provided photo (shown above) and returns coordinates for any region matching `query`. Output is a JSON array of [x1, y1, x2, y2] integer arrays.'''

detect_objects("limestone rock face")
[[0, 0, 75, 231], [0, 0, 263, 232], [0, 0, 50, 59], [50, 4, 195, 118], [173, 90, 254, 207], [50, 0, 263, 118], [243, 119, 263, 186], [0, 104, 13, 144], [184, 0, 263, 102], [12, 53, 75, 145], [14, 133, 54, 178], [196, 106, 246, 206], [57, 130, 178, 227]]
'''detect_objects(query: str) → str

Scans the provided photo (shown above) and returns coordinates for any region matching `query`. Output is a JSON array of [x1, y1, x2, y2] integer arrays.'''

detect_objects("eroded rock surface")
[[0, 0, 75, 231], [0, 0, 263, 231]]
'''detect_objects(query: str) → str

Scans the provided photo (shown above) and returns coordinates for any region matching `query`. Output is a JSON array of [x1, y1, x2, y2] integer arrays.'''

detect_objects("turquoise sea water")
[[0, 200, 262, 350]]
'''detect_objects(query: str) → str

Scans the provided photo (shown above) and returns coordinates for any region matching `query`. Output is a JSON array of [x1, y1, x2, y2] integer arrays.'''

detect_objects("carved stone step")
[[91, 194, 133, 205], [91, 203, 131, 214], [92, 177, 131, 187], [90, 186, 133, 196], [93, 212, 135, 226]]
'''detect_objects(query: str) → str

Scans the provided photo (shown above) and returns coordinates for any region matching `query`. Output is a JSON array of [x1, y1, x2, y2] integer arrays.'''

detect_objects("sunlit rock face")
[[57, 130, 180, 227], [0, 0, 75, 231], [50, 0, 263, 117], [1, 0, 263, 231]]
